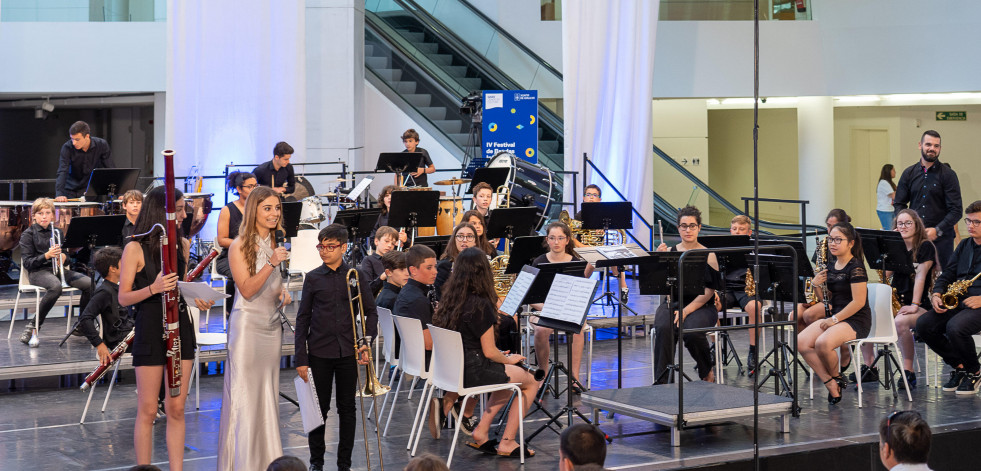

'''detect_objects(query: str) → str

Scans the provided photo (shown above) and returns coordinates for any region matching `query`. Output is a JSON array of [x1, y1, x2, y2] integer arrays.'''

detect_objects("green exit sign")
[[936, 111, 966, 121]]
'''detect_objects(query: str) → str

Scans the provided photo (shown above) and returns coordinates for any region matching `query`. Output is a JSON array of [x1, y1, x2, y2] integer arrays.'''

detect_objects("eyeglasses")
[[827, 236, 846, 245], [240, 184, 258, 190], [547, 236, 568, 242], [896, 221, 914, 228], [584, 192, 600, 198], [679, 223, 699, 231], [316, 243, 343, 252], [886, 410, 909, 429], [964, 218, 981, 227], [455, 234, 475, 241]]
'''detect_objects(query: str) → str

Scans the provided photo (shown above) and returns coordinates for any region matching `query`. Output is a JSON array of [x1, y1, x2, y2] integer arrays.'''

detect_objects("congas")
[[51, 201, 103, 237], [436, 197, 463, 235], [487, 151, 561, 231], [0, 201, 31, 252], [182, 193, 214, 237], [300, 196, 326, 225]]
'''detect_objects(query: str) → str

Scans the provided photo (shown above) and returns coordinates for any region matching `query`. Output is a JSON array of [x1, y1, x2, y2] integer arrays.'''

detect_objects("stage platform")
[[581, 381, 793, 446]]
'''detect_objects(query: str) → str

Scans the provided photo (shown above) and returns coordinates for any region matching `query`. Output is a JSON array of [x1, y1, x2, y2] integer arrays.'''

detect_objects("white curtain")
[[165, 0, 305, 236], [562, 0, 658, 248]]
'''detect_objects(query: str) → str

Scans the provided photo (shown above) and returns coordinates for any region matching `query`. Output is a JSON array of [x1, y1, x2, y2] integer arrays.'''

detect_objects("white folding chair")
[[80, 320, 120, 424], [7, 258, 78, 339], [368, 308, 398, 423], [288, 229, 322, 292], [208, 239, 228, 331], [844, 283, 912, 407], [413, 326, 526, 466], [186, 305, 228, 410], [390, 315, 432, 440]]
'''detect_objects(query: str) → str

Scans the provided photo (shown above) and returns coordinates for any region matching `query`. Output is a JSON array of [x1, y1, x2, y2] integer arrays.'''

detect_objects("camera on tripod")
[[460, 91, 482, 122]]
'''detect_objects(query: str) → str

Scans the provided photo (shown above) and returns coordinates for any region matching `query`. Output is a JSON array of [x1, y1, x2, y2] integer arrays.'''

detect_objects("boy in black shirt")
[[78, 246, 133, 365], [376, 250, 408, 310], [361, 225, 399, 296], [295, 224, 376, 471]]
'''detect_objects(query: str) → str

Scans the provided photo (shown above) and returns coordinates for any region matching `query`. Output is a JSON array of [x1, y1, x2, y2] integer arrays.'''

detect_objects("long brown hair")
[[543, 221, 576, 257], [879, 164, 897, 191], [432, 247, 497, 332], [238, 186, 282, 276], [377, 185, 399, 215], [441, 223, 477, 261], [893, 209, 930, 264], [461, 209, 495, 256]]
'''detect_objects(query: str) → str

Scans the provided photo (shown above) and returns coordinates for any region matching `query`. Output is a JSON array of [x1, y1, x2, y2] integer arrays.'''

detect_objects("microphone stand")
[[274, 230, 299, 407]]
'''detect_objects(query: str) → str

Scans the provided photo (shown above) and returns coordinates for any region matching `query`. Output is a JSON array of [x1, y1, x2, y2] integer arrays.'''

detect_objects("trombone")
[[346, 268, 388, 470], [50, 227, 69, 288]]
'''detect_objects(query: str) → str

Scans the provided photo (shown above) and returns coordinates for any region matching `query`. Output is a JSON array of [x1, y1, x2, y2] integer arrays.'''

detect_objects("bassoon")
[[161, 150, 182, 397]]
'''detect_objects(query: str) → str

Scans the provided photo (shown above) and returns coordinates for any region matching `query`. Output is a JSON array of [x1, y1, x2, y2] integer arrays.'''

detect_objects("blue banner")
[[482, 90, 538, 164]]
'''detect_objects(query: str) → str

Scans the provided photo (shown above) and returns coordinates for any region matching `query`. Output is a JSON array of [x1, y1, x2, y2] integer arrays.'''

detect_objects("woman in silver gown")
[[217, 186, 292, 470]]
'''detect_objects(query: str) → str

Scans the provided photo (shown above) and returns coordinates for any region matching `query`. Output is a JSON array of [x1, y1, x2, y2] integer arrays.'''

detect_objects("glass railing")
[[1, 0, 163, 22], [659, 0, 812, 21]]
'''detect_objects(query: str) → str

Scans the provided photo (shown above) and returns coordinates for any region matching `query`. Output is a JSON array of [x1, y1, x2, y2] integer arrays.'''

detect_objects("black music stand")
[[59, 215, 127, 346], [465, 167, 509, 195], [388, 191, 439, 246], [503, 236, 547, 274], [375, 152, 423, 187], [752, 253, 805, 397], [486, 207, 539, 245], [857, 228, 912, 276], [280, 201, 303, 238], [641, 251, 708, 384], [580, 202, 633, 308], [699, 235, 753, 374], [84, 168, 141, 202], [411, 235, 451, 259], [335, 208, 382, 266]]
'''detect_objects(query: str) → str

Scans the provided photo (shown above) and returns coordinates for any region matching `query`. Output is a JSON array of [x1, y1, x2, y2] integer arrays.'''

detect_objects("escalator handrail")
[[653, 144, 825, 233]]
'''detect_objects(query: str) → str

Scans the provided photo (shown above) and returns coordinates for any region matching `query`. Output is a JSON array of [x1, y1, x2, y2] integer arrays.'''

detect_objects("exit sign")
[[936, 111, 966, 121]]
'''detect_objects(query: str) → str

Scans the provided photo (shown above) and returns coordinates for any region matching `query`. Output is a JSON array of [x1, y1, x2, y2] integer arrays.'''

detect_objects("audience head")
[[266, 455, 306, 471], [880, 163, 897, 187], [406, 244, 437, 284], [403, 453, 449, 471], [919, 130, 941, 162], [559, 424, 608, 471], [381, 250, 408, 287], [730, 214, 752, 236], [879, 410, 931, 469], [825, 208, 851, 232]]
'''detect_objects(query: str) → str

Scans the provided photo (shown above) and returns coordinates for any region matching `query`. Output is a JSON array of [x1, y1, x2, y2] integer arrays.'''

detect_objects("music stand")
[[411, 235, 451, 259], [486, 207, 539, 246], [753, 238, 815, 279], [280, 201, 303, 238], [465, 167, 510, 195], [388, 191, 439, 247], [856, 228, 912, 276], [334, 208, 383, 265], [84, 168, 141, 202], [375, 152, 423, 187], [579, 201, 633, 311], [524, 261, 588, 305], [698, 235, 753, 374], [503, 236, 547, 274], [751, 253, 806, 397], [59, 215, 127, 345]]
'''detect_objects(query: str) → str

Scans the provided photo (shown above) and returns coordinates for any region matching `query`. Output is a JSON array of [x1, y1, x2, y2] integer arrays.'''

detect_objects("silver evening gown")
[[217, 235, 284, 470]]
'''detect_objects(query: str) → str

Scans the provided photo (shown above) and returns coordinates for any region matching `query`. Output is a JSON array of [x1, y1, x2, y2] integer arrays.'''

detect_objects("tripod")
[[527, 325, 592, 442], [754, 284, 806, 398]]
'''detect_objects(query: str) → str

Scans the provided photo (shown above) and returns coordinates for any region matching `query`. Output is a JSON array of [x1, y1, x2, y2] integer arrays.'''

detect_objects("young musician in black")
[[120, 189, 143, 241], [798, 222, 871, 405], [435, 223, 478, 297], [652, 205, 720, 384], [575, 184, 628, 302], [120, 186, 214, 470], [916, 200, 981, 395], [370, 185, 408, 245], [252, 141, 295, 195], [361, 225, 399, 296], [720, 215, 765, 375], [77, 246, 133, 365], [402, 128, 434, 186], [461, 209, 497, 258], [215, 171, 257, 291], [295, 224, 376, 471], [376, 250, 408, 311]]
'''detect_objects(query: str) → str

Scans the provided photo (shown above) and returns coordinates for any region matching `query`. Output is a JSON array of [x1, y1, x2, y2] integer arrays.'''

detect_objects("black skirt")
[[462, 349, 509, 388]]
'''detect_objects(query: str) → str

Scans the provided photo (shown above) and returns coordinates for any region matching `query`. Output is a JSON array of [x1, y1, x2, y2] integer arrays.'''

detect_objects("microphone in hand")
[[274, 229, 288, 280]]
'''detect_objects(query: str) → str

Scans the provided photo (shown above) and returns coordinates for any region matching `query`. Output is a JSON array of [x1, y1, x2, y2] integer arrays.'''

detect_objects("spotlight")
[[41, 101, 55, 112], [34, 107, 46, 119]]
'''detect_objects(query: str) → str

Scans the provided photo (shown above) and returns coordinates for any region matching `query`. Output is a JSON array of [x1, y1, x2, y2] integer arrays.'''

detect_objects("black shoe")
[[19, 326, 33, 345], [943, 369, 966, 392], [825, 376, 844, 405], [839, 359, 851, 375], [308, 464, 323, 471], [746, 350, 757, 377], [955, 371, 981, 395], [847, 365, 879, 383], [898, 370, 917, 390], [620, 288, 629, 304]]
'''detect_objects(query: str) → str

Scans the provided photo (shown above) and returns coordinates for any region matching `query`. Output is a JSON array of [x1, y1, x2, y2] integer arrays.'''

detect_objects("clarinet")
[[80, 234, 220, 391]]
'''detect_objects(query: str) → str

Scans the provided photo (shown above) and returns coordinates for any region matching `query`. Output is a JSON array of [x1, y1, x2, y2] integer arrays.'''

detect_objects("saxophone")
[[817, 237, 832, 317], [560, 209, 624, 246], [490, 185, 514, 297], [940, 271, 981, 310], [877, 269, 903, 316], [804, 237, 827, 306], [744, 268, 756, 297]]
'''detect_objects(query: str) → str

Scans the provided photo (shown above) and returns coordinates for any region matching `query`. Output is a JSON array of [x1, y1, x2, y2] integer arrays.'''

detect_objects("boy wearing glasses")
[[295, 224, 376, 471], [576, 184, 629, 303], [916, 200, 981, 395]]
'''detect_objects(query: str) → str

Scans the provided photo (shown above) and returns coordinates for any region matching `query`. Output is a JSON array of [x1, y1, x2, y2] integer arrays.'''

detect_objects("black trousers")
[[308, 354, 358, 469], [933, 232, 955, 269], [915, 307, 981, 373], [653, 302, 717, 384], [27, 269, 91, 328]]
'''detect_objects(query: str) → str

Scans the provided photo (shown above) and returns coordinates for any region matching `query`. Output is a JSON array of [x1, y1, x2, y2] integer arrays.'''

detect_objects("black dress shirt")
[[893, 161, 962, 235], [932, 238, 981, 297], [56, 136, 115, 198], [253, 160, 295, 194], [434, 258, 453, 299], [376, 282, 401, 311], [121, 218, 136, 243], [78, 281, 132, 348], [19, 223, 54, 273], [295, 262, 378, 366], [360, 253, 385, 296], [394, 278, 435, 330]]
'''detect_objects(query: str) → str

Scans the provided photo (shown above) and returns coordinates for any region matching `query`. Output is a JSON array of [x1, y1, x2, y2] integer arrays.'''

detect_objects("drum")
[[487, 151, 561, 230], [0, 201, 32, 252], [300, 196, 326, 224], [436, 197, 463, 235], [51, 201, 103, 237], [182, 193, 214, 237], [288, 175, 316, 202]]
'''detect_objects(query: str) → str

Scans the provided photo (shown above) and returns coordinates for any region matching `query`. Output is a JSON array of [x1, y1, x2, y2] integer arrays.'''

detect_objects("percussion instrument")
[[394, 187, 436, 236], [487, 151, 561, 230], [300, 196, 326, 225], [436, 197, 463, 235], [434, 178, 472, 186], [290, 175, 316, 201], [181, 192, 213, 237], [0, 201, 31, 252], [52, 201, 103, 237]]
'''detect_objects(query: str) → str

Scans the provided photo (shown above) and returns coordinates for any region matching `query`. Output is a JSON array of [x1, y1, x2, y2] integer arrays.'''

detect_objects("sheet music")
[[539, 274, 598, 326], [500, 270, 536, 315], [347, 176, 374, 201], [295, 371, 325, 433], [596, 245, 635, 259], [178, 281, 230, 303]]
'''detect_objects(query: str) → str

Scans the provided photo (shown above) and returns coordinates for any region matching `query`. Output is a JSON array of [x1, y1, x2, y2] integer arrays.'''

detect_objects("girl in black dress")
[[434, 222, 478, 296], [432, 247, 539, 458], [370, 185, 408, 245], [215, 172, 255, 290], [798, 222, 871, 405], [461, 209, 498, 258], [120, 186, 215, 469]]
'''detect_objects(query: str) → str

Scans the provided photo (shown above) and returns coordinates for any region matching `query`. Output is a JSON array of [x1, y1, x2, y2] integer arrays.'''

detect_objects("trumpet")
[[940, 271, 981, 310], [345, 268, 387, 470], [50, 227, 69, 288]]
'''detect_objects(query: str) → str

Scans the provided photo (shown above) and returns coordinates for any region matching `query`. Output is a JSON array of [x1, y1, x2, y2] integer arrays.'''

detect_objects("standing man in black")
[[253, 141, 296, 196], [893, 130, 962, 266], [55, 121, 115, 201], [295, 224, 376, 471]]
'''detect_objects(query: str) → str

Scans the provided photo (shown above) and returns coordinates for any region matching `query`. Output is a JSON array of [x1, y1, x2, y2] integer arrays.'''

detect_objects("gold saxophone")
[[804, 237, 827, 306], [490, 185, 514, 297], [877, 269, 903, 316], [745, 268, 756, 297], [940, 271, 981, 310], [560, 209, 625, 246]]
